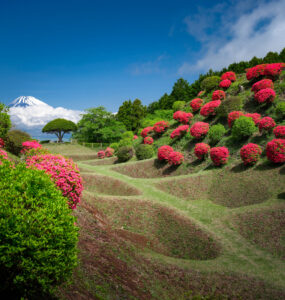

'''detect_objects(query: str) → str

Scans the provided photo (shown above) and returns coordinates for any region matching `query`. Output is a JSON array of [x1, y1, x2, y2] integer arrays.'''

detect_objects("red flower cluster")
[[197, 90, 205, 97], [105, 147, 114, 157], [0, 138, 4, 148], [244, 113, 261, 125], [212, 90, 226, 101], [173, 111, 193, 124], [0, 149, 8, 163], [228, 111, 244, 127], [97, 150, 105, 159], [221, 71, 236, 82], [144, 136, 154, 145], [251, 79, 274, 93], [190, 122, 209, 139], [194, 143, 210, 160], [210, 147, 229, 166], [266, 139, 285, 163], [254, 88, 276, 104], [168, 151, 184, 165], [264, 63, 285, 78], [258, 117, 276, 133], [273, 125, 285, 138], [200, 100, 221, 117], [153, 120, 169, 133], [246, 64, 267, 80], [133, 135, 138, 140], [190, 98, 203, 112], [240, 143, 262, 165], [157, 145, 174, 161], [219, 79, 232, 89], [141, 126, 153, 138], [170, 125, 189, 139], [21, 140, 42, 154]]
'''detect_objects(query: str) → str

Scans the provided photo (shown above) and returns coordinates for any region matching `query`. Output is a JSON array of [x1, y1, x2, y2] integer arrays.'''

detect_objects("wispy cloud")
[[179, 0, 285, 75]]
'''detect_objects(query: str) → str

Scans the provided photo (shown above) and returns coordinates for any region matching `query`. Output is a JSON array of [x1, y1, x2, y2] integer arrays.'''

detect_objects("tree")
[[0, 103, 11, 138], [42, 118, 77, 142]]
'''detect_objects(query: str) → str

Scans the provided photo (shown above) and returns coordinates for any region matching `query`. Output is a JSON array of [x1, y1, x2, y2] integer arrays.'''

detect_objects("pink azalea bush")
[[200, 100, 221, 117], [168, 151, 184, 165], [266, 139, 285, 163], [221, 71, 236, 82], [105, 147, 114, 157], [212, 90, 226, 101], [254, 88, 276, 104], [26, 154, 83, 209], [170, 125, 189, 139], [197, 91, 205, 97], [141, 126, 153, 138], [157, 145, 174, 161], [273, 125, 285, 138], [153, 120, 169, 133], [228, 111, 244, 127], [194, 143, 210, 160], [258, 117, 276, 133], [251, 79, 274, 93], [244, 113, 262, 125], [0, 138, 4, 148], [246, 64, 267, 80], [240, 143, 262, 165], [190, 122, 209, 139], [190, 98, 203, 112], [133, 135, 138, 140], [21, 140, 42, 154], [264, 63, 285, 79], [210, 147, 229, 166], [144, 136, 154, 145], [173, 111, 193, 124], [219, 79, 232, 89], [97, 150, 105, 159], [0, 149, 8, 163]]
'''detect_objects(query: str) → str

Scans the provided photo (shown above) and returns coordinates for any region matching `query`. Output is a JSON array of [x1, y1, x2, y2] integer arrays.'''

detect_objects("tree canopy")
[[42, 118, 77, 142], [0, 103, 12, 138]]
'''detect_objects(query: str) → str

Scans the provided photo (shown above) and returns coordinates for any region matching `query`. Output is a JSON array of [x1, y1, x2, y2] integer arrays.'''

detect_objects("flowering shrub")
[[157, 145, 174, 161], [246, 64, 267, 80], [170, 125, 189, 139], [173, 111, 193, 124], [221, 71, 236, 82], [251, 79, 274, 93], [200, 100, 221, 117], [197, 90, 205, 97], [97, 150, 105, 159], [26, 154, 83, 209], [0, 149, 8, 163], [258, 117, 276, 133], [153, 120, 169, 133], [168, 151, 184, 165], [266, 139, 285, 163], [22, 147, 51, 159], [141, 126, 153, 138], [194, 143, 210, 160], [0, 138, 4, 148], [244, 113, 262, 125], [212, 90, 226, 101], [190, 122, 209, 139], [219, 79, 232, 89], [133, 135, 138, 140], [228, 111, 244, 127], [254, 88, 276, 104], [105, 147, 114, 157], [264, 63, 285, 79], [190, 98, 203, 112], [240, 143, 262, 165], [21, 140, 42, 155], [144, 136, 154, 145], [210, 147, 229, 166], [273, 125, 285, 138]]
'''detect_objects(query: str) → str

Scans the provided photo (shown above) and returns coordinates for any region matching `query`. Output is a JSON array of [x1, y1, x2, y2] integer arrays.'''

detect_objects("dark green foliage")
[[117, 146, 134, 162], [0, 103, 11, 138], [42, 118, 77, 143], [0, 161, 78, 298], [200, 76, 221, 92], [208, 124, 226, 145], [122, 131, 134, 140], [135, 144, 154, 160], [217, 96, 243, 117], [231, 116, 257, 140], [276, 102, 285, 119], [5, 129, 32, 155], [172, 101, 186, 112]]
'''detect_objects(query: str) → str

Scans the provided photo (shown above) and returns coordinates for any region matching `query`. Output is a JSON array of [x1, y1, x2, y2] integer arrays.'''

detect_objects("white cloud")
[[179, 0, 285, 74]]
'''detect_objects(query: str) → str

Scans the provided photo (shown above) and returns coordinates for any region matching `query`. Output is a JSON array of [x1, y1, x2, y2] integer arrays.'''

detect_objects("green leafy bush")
[[217, 96, 243, 117], [5, 129, 32, 155], [231, 116, 257, 140], [276, 101, 285, 119], [0, 161, 78, 298], [118, 138, 133, 148], [135, 144, 154, 160], [200, 76, 221, 92], [208, 124, 226, 145], [122, 131, 134, 140], [109, 142, 119, 152], [172, 101, 186, 112], [117, 146, 134, 162]]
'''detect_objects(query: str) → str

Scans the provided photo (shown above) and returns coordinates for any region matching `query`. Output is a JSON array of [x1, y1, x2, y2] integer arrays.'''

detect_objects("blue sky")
[[1, 0, 285, 112]]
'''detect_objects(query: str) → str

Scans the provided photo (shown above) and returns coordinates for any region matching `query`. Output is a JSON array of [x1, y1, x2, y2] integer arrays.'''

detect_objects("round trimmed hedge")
[[231, 116, 257, 140], [135, 144, 154, 160], [117, 146, 134, 162], [0, 161, 78, 298], [200, 76, 221, 92]]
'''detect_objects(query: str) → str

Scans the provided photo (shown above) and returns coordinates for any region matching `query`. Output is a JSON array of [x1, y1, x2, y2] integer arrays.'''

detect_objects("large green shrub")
[[276, 101, 285, 119], [231, 116, 257, 140], [217, 96, 243, 117], [118, 138, 133, 148], [117, 146, 134, 162], [109, 142, 119, 152], [5, 129, 32, 155], [0, 161, 78, 298], [0, 103, 12, 139], [122, 131, 134, 140], [208, 124, 226, 145], [172, 101, 186, 112], [135, 144, 154, 160], [200, 76, 221, 92]]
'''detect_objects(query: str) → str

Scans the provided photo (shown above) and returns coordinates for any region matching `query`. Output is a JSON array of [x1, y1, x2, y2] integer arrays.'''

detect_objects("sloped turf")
[[84, 156, 118, 166]]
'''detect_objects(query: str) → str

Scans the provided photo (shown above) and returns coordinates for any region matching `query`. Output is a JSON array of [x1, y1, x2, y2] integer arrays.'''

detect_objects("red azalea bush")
[[200, 100, 221, 117], [0, 138, 4, 148], [153, 120, 169, 133], [157, 145, 174, 161], [141, 126, 153, 138], [21, 140, 42, 154], [246, 64, 267, 80], [190, 122, 209, 139], [144, 136, 154, 145], [97, 150, 105, 159], [258, 117, 276, 133], [168, 151, 184, 165], [173, 111, 193, 124], [251, 79, 274, 93], [105, 147, 115, 157], [210, 147, 229, 166], [266, 139, 285, 163], [228, 111, 244, 127], [197, 90, 205, 97], [170, 125, 189, 139], [219, 79, 232, 89], [273, 125, 285, 138], [133, 135, 138, 140], [26, 154, 83, 209], [190, 98, 203, 112], [212, 90, 226, 101], [221, 71, 236, 82], [240, 143, 262, 165], [254, 88, 276, 104], [264, 63, 285, 79], [194, 143, 210, 160], [244, 113, 262, 125]]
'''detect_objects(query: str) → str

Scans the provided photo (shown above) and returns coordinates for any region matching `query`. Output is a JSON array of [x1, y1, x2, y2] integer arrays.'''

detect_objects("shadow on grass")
[[277, 192, 285, 200], [254, 161, 282, 171], [162, 164, 180, 175], [230, 162, 251, 173], [154, 159, 168, 170], [280, 166, 285, 175], [187, 159, 203, 167]]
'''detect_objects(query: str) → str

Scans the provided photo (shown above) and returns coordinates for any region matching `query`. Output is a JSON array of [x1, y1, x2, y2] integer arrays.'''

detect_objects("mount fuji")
[[8, 96, 83, 140]]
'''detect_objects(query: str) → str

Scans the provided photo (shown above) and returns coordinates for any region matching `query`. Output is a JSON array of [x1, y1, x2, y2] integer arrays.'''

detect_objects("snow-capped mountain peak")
[[9, 96, 50, 108]]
